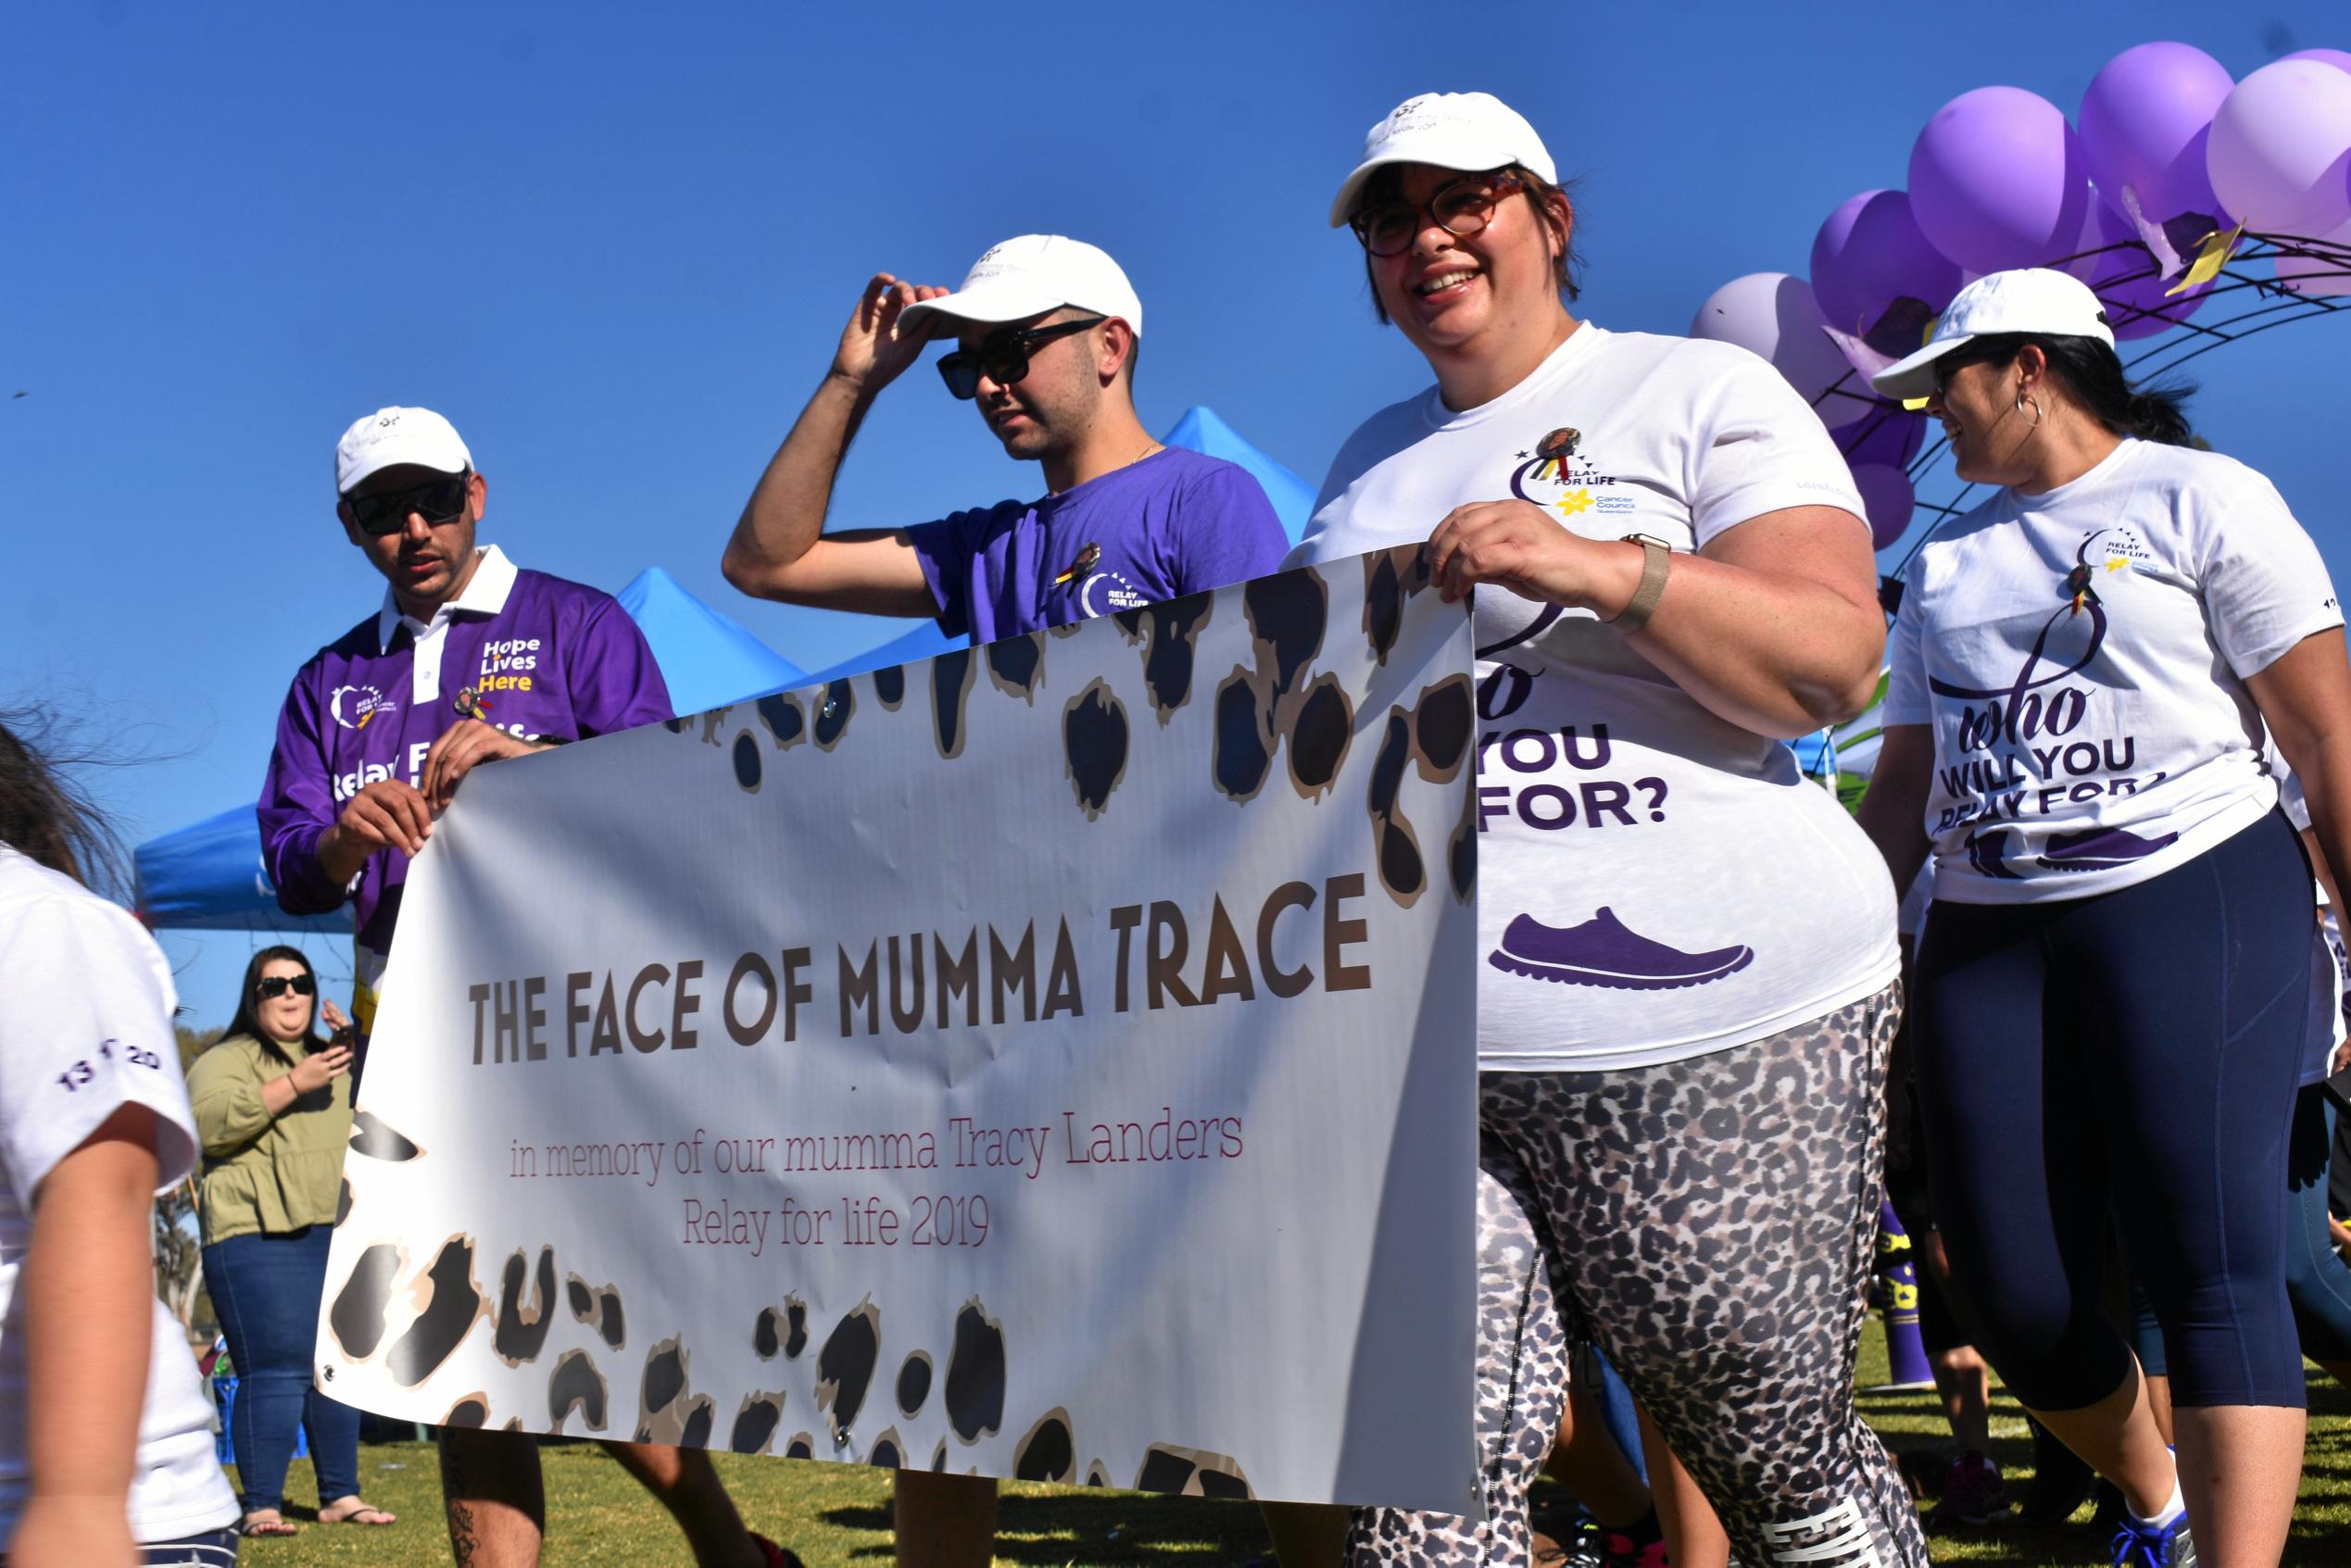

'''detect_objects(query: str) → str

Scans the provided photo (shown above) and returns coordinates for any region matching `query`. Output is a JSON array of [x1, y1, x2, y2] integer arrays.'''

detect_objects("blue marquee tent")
[[1163, 404, 1315, 542], [612, 566, 808, 714]]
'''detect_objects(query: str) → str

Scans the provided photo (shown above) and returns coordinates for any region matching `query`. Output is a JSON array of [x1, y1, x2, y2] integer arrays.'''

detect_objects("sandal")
[[239, 1513, 300, 1537], [319, 1498, 397, 1526]]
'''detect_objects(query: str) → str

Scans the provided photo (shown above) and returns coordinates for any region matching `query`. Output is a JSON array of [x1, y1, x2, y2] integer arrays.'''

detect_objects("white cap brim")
[[897, 282, 1075, 336], [898, 282, 1141, 338], [1329, 147, 1530, 227], [1871, 335, 1976, 401]]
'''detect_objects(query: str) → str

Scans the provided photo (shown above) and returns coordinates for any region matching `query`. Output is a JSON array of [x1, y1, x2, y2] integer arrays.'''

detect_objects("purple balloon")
[[1910, 86, 2095, 273], [1850, 463, 1916, 552], [2285, 48, 2351, 76], [1810, 190, 1965, 352], [1834, 406, 1927, 469], [1689, 273, 1875, 426], [2207, 59, 2351, 232], [2080, 43, 2234, 234], [2082, 197, 2214, 337]]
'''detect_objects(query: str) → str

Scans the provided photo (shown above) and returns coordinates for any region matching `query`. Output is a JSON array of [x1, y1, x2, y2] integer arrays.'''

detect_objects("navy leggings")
[[2132, 1085, 2351, 1374], [1912, 809, 2313, 1410]]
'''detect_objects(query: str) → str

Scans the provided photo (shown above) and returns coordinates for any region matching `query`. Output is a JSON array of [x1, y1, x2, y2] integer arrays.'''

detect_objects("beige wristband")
[[1608, 534, 1672, 632]]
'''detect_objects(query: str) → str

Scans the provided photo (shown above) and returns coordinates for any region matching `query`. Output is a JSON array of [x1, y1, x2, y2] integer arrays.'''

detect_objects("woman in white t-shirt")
[[0, 716, 240, 1568], [1858, 268, 2351, 1567], [1289, 93, 1920, 1568]]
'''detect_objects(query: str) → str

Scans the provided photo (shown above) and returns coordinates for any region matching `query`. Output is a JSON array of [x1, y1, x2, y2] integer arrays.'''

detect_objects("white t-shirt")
[[0, 846, 237, 1546], [1886, 439, 2342, 905], [1292, 324, 1901, 1072]]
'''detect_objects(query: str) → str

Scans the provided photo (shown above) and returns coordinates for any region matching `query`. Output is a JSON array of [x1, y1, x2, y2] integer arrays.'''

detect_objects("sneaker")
[[1550, 1512, 1667, 1568], [1928, 1450, 2011, 1526], [2110, 1512, 2196, 1566], [1593, 1529, 1669, 1568], [1490, 907, 1754, 991]]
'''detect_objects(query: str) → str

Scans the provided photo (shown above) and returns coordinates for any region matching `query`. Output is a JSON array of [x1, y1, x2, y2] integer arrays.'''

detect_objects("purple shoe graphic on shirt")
[[2036, 824, 2180, 872], [1489, 907, 1754, 991], [1964, 828, 2024, 879]]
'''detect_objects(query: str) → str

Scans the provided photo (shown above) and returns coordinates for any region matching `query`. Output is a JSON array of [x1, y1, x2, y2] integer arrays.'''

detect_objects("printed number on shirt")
[[56, 1037, 161, 1093]]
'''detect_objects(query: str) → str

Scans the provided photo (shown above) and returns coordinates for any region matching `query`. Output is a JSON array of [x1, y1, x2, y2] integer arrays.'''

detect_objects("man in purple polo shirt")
[[722, 241, 1288, 1568], [258, 407, 798, 1568], [720, 234, 1287, 641]]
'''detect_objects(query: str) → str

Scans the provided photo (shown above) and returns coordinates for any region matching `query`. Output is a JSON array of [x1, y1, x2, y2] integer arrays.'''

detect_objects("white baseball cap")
[[1329, 92, 1558, 228], [1871, 269, 2118, 401], [335, 406, 473, 495], [895, 235, 1144, 339]]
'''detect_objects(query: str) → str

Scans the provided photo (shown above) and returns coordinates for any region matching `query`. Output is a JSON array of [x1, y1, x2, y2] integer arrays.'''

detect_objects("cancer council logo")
[[330, 684, 396, 732]]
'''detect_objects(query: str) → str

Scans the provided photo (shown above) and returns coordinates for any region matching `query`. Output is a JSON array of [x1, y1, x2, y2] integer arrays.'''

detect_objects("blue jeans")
[[202, 1225, 359, 1512]]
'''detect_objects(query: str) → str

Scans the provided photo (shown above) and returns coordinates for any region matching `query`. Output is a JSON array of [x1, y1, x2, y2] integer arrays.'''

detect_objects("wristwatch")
[[1608, 533, 1673, 632]]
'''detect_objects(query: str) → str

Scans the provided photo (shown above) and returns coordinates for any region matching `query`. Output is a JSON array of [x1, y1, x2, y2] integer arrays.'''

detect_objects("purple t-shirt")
[[906, 447, 1289, 643], [258, 554, 671, 1035]]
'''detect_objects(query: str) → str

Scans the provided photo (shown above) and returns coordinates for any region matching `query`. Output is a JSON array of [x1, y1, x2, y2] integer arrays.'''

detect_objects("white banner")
[[318, 550, 1480, 1512]]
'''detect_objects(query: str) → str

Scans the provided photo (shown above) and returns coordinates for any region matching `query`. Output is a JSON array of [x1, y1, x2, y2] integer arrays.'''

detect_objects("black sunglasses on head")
[[258, 973, 317, 1000], [343, 471, 471, 537], [937, 317, 1106, 400]]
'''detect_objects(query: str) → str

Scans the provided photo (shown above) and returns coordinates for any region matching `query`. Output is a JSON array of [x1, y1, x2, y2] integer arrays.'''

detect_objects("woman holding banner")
[[1289, 93, 1921, 1568]]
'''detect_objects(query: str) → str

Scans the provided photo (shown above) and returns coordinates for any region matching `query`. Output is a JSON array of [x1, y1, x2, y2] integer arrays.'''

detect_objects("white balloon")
[[2206, 59, 2351, 233], [1689, 272, 1875, 428]]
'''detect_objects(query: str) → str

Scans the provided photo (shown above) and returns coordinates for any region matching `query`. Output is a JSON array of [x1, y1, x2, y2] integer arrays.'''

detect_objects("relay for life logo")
[[1509, 426, 1636, 519], [330, 684, 396, 731]]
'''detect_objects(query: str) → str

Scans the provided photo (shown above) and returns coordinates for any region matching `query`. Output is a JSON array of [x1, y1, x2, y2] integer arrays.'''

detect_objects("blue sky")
[[8, 1, 2349, 1028]]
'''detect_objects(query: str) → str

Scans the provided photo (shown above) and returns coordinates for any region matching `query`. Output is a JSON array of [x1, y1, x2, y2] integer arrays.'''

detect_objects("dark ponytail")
[[1954, 332, 2195, 445]]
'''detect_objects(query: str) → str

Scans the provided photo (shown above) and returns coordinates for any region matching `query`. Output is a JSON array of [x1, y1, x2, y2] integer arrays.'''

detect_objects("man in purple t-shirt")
[[721, 239, 1287, 1567], [720, 233, 1287, 642], [258, 407, 798, 1568]]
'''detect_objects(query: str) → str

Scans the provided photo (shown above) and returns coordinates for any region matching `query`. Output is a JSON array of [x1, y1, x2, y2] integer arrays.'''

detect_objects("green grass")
[[233, 1321, 2351, 1566], [235, 1444, 1274, 1567]]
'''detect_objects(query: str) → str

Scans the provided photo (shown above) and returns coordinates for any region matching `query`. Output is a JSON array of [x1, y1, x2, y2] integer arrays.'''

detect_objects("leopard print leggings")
[[1347, 985, 1927, 1568]]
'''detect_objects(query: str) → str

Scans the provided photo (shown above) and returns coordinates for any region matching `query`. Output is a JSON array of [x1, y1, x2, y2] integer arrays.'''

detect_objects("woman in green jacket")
[[189, 946, 393, 1537]]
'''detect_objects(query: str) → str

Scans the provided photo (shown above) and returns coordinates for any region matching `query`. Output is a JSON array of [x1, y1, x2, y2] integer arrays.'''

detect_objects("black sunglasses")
[[937, 317, 1106, 400], [257, 973, 317, 1000], [1350, 170, 1528, 257], [344, 471, 471, 537]]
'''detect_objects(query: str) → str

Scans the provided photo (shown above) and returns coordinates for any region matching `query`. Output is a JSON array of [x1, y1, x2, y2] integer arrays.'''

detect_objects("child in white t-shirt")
[[0, 719, 239, 1568]]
